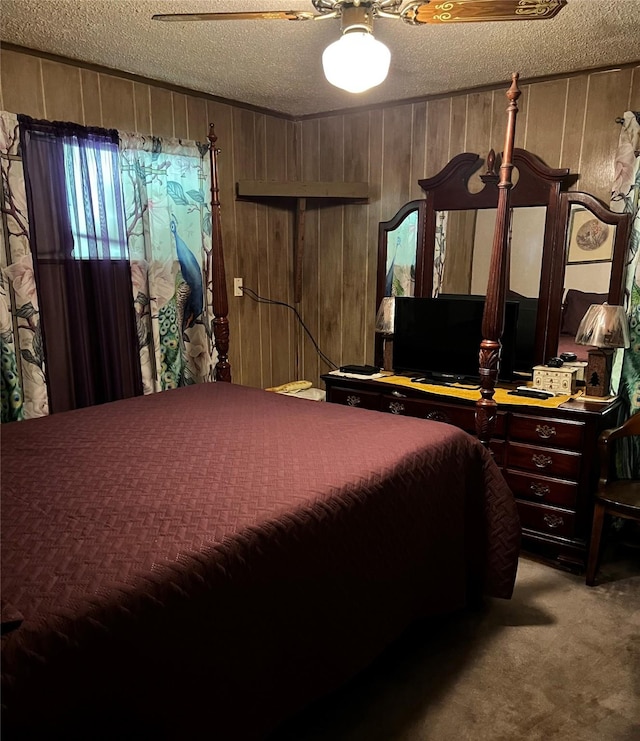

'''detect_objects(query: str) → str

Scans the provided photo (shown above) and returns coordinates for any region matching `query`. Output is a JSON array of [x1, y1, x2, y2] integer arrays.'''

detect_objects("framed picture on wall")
[[567, 207, 615, 264]]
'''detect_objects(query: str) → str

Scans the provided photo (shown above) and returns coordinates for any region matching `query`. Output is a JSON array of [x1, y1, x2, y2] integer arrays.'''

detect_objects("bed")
[[1, 83, 521, 740], [1, 382, 519, 739]]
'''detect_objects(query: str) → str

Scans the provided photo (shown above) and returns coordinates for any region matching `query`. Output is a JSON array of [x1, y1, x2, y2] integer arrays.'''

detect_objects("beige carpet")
[[271, 554, 640, 741]]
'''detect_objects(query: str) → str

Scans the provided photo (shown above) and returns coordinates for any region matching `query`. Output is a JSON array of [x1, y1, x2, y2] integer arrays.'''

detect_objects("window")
[[62, 138, 127, 260]]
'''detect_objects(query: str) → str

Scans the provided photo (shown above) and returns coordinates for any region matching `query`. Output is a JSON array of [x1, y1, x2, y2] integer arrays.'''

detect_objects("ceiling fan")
[[152, 1, 568, 93]]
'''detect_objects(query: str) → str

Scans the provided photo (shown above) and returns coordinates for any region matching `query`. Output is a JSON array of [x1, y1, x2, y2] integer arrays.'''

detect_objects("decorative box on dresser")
[[322, 374, 621, 572]]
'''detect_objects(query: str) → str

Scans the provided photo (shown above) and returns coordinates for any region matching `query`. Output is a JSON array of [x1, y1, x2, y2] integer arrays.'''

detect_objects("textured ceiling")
[[1, 0, 639, 117]]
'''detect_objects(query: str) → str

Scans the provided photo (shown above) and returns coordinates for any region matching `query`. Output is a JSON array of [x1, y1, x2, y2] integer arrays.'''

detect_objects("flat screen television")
[[393, 296, 520, 382], [440, 293, 538, 374]]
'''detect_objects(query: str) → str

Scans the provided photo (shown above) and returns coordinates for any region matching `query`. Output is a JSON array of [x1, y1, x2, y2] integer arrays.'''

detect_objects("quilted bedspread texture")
[[1, 382, 520, 739]]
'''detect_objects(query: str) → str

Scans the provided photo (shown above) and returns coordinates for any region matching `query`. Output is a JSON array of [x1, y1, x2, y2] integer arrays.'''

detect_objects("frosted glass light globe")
[[322, 31, 391, 94]]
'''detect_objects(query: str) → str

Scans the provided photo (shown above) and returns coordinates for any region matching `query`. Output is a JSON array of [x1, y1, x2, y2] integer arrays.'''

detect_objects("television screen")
[[440, 293, 538, 374], [393, 296, 519, 382]]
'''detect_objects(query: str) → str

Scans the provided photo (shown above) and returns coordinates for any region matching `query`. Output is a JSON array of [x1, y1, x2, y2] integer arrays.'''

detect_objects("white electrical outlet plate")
[[233, 278, 243, 297]]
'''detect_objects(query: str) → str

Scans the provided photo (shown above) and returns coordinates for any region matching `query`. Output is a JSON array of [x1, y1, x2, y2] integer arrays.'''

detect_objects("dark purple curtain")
[[19, 116, 142, 414]]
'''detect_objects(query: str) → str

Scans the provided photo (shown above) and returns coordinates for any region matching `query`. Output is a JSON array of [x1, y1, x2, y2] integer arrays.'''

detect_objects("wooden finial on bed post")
[[208, 123, 231, 382], [476, 73, 521, 447]]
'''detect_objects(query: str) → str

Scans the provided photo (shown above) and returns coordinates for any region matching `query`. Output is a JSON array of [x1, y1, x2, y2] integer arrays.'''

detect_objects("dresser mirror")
[[377, 199, 426, 301], [376, 149, 632, 375]]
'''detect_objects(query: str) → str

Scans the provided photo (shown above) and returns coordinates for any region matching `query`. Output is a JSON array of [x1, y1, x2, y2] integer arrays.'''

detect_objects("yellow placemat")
[[371, 375, 578, 408]]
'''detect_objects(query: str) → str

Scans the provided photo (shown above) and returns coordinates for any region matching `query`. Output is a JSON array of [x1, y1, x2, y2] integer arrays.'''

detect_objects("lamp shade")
[[375, 296, 395, 335], [322, 31, 390, 93], [575, 303, 630, 349]]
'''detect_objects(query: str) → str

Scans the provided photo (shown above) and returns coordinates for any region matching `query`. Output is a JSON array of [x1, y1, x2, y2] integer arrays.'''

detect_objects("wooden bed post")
[[208, 123, 231, 382], [475, 73, 521, 446]]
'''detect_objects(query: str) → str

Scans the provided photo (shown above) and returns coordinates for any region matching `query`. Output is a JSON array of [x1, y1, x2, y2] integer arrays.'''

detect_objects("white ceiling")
[[1, 0, 639, 117]]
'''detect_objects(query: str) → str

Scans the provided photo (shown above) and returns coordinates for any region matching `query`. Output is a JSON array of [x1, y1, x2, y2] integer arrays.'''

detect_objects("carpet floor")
[[271, 552, 640, 741]]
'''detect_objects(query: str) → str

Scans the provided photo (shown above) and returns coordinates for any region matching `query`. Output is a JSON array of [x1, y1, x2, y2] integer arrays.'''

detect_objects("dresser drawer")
[[329, 386, 381, 411], [507, 442, 581, 480], [517, 500, 576, 538], [509, 414, 585, 451], [381, 395, 507, 436], [505, 469, 578, 509]]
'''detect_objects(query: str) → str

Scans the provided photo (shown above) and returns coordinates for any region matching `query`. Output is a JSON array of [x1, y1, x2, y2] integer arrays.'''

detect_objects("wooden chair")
[[586, 411, 640, 586]]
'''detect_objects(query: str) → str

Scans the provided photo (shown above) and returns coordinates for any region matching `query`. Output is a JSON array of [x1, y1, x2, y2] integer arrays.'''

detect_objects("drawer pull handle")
[[543, 514, 564, 529], [532, 453, 553, 469], [530, 482, 550, 498], [426, 410, 450, 423], [391, 390, 407, 398], [346, 395, 361, 407], [536, 424, 557, 439], [389, 402, 405, 414]]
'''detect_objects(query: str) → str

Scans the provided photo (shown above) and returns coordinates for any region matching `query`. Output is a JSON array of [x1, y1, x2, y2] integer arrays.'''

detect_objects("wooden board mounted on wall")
[[236, 180, 370, 303]]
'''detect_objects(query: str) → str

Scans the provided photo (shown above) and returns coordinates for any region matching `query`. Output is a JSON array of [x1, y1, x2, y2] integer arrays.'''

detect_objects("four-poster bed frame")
[[0, 79, 524, 740]]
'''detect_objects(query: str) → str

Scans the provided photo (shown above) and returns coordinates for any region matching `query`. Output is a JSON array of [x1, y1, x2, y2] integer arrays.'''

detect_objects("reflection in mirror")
[[384, 208, 418, 297], [437, 206, 547, 375], [557, 203, 616, 362], [564, 203, 614, 295], [469, 207, 546, 298]]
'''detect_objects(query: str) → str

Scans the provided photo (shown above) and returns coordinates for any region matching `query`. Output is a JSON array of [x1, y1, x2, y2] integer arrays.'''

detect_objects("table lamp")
[[375, 296, 395, 372], [575, 303, 630, 397]]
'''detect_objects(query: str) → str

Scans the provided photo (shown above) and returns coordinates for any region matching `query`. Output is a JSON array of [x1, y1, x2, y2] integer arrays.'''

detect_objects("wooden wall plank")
[[317, 115, 345, 379], [300, 118, 321, 384], [579, 68, 633, 201], [630, 66, 640, 111], [265, 115, 296, 386], [524, 79, 568, 167], [464, 90, 493, 194], [186, 95, 208, 141], [0, 49, 45, 117], [342, 111, 370, 368], [409, 101, 427, 199], [133, 82, 151, 134], [425, 97, 451, 177], [149, 86, 174, 138], [381, 104, 413, 222], [560, 75, 588, 181], [41, 60, 83, 124], [172, 93, 188, 139], [364, 108, 384, 366], [449, 95, 467, 162], [464, 90, 493, 156], [254, 114, 271, 388], [98, 75, 135, 131], [81, 69, 102, 127], [231, 108, 263, 388]]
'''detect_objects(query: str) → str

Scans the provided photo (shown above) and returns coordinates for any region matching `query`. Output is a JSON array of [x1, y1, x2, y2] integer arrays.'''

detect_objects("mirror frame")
[[376, 199, 426, 309], [545, 190, 633, 358], [376, 149, 632, 371]]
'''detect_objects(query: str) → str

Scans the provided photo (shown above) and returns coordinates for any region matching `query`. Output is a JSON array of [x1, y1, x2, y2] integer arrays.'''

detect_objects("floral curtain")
[[610, 111, 640, 413], [119, 134, 216, 394], [0, 111, 48, 422]]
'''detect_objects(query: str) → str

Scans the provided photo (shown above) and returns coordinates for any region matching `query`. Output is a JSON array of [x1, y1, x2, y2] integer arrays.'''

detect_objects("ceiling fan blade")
[[152, 10, 315, 22], [412, 0, 567, 24]]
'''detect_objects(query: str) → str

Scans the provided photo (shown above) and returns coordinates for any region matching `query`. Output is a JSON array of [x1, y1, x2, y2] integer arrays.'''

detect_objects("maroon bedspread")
[[1, 383, 519, 739]]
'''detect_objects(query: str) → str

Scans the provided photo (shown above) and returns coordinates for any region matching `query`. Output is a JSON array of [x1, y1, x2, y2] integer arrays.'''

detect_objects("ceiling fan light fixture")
[[322, 30, 391, 94]]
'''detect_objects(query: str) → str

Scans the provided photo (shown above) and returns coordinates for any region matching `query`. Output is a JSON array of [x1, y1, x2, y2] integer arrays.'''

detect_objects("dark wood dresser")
[[322, 373, 621, 572]]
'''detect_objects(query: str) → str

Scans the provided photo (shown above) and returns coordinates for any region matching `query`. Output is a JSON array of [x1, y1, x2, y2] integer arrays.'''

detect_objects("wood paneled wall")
[[2, 47, 638, 390]]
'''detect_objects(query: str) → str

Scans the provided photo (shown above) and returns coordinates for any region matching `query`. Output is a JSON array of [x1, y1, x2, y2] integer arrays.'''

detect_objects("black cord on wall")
[[241, 286, 338, 371]]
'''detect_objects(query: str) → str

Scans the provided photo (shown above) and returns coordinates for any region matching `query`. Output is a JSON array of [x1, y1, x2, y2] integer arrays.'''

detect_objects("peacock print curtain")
[[119, 134, 216, 394], [0, 111, 48, 422], [611, 111, 640, 414]]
